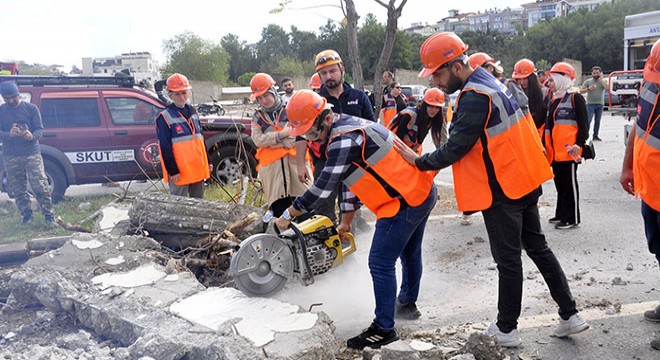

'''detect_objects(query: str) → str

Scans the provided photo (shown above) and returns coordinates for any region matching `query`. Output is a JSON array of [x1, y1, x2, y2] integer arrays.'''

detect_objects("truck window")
[[41, 98, 101, 128], [106, 97, 159, 125]]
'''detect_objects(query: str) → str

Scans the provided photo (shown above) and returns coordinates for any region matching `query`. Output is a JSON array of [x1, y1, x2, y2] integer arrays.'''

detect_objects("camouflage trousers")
[[2, 153, 54, 218]]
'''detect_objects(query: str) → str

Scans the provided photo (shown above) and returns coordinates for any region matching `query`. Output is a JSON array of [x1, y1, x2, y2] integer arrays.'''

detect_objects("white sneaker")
[[461, 214, 472, 225], [554, 314, 590, 338], [485, 321, 522, 347]]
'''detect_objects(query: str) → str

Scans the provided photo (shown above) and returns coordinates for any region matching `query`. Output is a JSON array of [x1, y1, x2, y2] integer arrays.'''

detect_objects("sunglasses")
[[316, 53, 341, 66]]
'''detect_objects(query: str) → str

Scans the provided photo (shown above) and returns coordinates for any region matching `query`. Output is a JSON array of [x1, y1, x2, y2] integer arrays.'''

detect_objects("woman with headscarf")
[[544, 62, 589, 230], [249, 73, 310, 223]]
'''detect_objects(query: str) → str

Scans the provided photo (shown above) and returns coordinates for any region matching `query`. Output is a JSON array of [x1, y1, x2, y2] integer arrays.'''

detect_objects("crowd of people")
[[2, 30, 659, 353]]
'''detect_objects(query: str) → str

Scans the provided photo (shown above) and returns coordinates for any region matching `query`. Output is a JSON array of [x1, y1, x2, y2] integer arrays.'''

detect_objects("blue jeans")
[[481, 192, 577, 332], [587, 104, 603, 138], [369, 186, 437, 331], [641, 200, 660, 266]]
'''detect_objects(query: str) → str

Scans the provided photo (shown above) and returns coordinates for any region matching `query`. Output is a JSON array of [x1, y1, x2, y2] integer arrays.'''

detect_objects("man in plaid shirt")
[[277, 90, 437, 350]]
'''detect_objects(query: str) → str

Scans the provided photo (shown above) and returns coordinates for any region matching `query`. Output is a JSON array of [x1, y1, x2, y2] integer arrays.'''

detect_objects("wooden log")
[[128, 193, 263, 246]]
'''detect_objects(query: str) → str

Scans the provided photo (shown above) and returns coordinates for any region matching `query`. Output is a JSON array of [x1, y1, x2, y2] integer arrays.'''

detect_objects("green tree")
[[256, 25, 291, 73], [221, 33, 257, 84], [237, 72, 256, 87], [161, 31, 229, 84]]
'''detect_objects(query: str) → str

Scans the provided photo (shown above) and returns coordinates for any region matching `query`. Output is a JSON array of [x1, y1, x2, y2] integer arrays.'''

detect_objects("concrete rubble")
[[0, 204, 509, 360]]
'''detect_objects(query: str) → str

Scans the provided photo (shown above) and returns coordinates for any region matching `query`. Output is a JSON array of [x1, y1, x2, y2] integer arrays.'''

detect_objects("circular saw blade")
[[229, 233, 294, 297]]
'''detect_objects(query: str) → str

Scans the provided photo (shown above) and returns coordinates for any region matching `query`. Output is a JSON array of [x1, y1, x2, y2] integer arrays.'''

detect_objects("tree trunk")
[[373, 0, 407, 117], [128, 193, 263, 249], [343, 0, 363, 90]]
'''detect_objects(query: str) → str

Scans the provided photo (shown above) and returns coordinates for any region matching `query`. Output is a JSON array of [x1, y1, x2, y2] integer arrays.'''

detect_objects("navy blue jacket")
[[319, 81, 375, 121]]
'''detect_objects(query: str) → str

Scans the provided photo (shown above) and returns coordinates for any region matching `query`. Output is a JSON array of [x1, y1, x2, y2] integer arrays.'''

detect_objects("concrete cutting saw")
[[229, 215, 356, 297]]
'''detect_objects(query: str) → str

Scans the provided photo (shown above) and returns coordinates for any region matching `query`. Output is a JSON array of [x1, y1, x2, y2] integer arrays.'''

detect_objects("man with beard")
[[580, 66, 608, 141], [280, 77, 295, 105], [295, 49, 374, 228], [394, 32, 589, 348]]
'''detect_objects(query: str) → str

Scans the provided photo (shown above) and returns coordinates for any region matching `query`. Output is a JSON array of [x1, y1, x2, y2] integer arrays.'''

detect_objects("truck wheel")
[[208, 146, 256, 185], [43, 159, 68, 203]]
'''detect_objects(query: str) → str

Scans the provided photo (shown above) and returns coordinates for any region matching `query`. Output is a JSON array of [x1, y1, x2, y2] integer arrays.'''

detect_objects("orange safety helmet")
[[166, 73, 192, 92], [286, 90, 328, 136], [315, 49, 343, 71], [422, 88, 445, 107], [548, 62, 576, 81], [250, 73, 276, 98], [419, 32, 469, 78], [643, 40, 660, 83], [309, 73, 322, 90], [513, 59, 537, 79], [468, 52, 495, 69]]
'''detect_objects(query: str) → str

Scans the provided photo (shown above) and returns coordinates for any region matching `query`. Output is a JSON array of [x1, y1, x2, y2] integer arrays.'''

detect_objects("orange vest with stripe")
[[158, 109, 210, 185], [253, 109, 297, 168], [381, 93, 399, 128], [388, 108, 426, 154], [633, 81, 660, 211], [544, 93, 581, 163], [452, 67, 552, 211], [328, 115, 436, 219]]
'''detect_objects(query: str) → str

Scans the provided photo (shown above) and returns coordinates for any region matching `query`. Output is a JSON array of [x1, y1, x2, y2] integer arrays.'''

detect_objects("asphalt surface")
[[275, 111, 660, 359]]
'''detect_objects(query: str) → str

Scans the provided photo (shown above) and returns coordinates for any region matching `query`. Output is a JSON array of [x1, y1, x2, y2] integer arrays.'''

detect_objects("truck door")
[[102, 90, 164, 180], [39, 91, 113, 182]]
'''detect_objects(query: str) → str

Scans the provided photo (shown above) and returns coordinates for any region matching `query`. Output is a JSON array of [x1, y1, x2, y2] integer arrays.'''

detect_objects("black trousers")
[[481, 193, 578, 332], [552, 161, 580, 225]]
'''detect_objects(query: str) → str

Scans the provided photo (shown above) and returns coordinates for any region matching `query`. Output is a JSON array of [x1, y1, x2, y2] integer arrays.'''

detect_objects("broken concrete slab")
[[4, 231, 340, 359]]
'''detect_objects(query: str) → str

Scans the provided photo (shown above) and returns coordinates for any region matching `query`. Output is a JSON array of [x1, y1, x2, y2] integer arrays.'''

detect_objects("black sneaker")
[[593, 135, 602, 141], [346, 323, 399, 350], [555, 222, 579, 229], [548, 217, 561, 224], [22, 213, 32, 225], [644, 305, 660, 322], [395, 302, 421, 320]]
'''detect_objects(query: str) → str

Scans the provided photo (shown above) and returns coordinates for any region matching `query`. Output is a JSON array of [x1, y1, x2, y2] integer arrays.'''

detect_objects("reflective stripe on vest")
[[159, 109, 210, 185], [382, 94, 398, 128], [453, 67, 552, 211], [328, 115, 435, 219], [544, 93, 580, 162], [253, 109, 297, 168], [388, 108, 424, 154], [633, 81, 660, 210]]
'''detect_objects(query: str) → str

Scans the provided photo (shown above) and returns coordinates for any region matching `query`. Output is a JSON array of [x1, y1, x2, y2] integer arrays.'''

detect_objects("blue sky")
[[0, 0, 523, 70]]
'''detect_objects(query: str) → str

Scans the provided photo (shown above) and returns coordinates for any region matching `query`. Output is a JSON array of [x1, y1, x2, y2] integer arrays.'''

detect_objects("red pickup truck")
[[0, 75, 256, 202]]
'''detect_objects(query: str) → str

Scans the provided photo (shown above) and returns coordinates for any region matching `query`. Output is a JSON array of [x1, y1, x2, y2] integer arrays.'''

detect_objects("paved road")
[[275, 111, 660, 359]]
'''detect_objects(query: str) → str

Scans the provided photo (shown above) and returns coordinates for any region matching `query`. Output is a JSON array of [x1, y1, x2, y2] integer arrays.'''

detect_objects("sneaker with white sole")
[[485, 321, 522, 347], [461, 214, 472, 225], [346, 323, 399, 350], [554, 314, 590, 337]]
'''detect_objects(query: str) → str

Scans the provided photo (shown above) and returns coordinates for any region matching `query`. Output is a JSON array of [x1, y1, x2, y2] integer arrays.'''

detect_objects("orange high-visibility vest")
[[633, 81, 660, 211], [328, 115, 436, 219], [544, 93, 581, 163], [253, 109, 297, 168], [452, 67, 552, 211], [158, 109, 210, 185]]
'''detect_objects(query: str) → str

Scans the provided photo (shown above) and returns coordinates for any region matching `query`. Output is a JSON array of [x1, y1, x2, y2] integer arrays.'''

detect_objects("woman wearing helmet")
[[544, 62, 589, 230], [387, 87, 449, 154], [249, 73, 310, 224], [513, 59, 549, 133]]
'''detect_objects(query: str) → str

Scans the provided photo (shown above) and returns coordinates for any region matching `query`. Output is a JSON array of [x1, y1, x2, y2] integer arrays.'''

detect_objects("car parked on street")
[[400, 85, 427, 106], [0, 75, 257, 202]]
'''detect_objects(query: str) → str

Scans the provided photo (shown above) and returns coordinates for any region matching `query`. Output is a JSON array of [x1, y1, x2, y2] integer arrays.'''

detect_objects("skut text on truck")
[[0, 75, 257, 202]]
